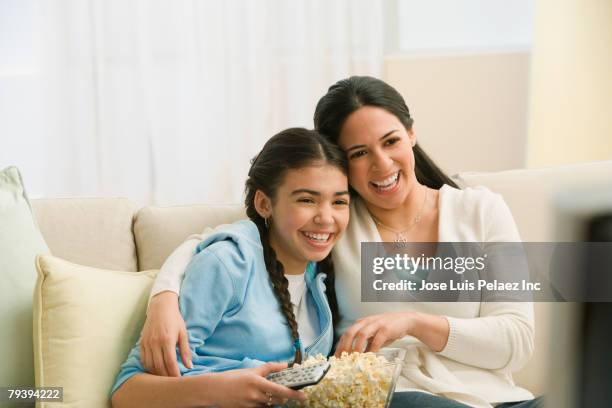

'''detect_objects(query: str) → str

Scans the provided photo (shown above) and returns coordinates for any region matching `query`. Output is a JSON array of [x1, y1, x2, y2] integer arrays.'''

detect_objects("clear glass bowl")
[[289, 348, 406, 407], [375, 348, 406, 408]]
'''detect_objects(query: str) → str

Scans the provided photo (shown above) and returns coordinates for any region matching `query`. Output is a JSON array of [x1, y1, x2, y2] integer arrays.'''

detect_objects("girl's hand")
[[335, 312, 417, 356], [334, 312, 450, 356], [140, 291, 192, 376], [208, 362, 307, 408]]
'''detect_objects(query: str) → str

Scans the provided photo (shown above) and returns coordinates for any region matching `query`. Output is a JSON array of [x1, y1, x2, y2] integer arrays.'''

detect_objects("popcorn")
[[287, 352, 397, 408]]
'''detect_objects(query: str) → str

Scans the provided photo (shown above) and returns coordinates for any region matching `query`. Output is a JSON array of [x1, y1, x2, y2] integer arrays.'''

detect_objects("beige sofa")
[[30, 160, 612, 398]]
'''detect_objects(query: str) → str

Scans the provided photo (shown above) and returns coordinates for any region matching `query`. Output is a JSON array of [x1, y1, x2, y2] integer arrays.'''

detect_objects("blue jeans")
[[389, 392, 544, 408], [497, 397, 544, 408], [389, 392, 471, 407]]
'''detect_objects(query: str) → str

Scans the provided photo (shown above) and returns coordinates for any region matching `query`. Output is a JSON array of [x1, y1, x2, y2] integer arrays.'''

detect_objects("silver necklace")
[[371, 186, 428, 243]]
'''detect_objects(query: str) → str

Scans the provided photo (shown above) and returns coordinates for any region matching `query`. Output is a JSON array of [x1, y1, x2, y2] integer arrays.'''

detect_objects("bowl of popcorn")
[[287, 348, 406, 408]]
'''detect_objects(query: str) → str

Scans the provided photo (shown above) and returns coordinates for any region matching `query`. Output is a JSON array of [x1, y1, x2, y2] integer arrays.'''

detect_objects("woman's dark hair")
[[244, 127, 345, 364], [314, 75, 458, 189]]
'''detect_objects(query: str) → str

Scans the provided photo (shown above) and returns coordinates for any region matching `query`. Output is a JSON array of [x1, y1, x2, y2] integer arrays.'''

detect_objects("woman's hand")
[[140, 291, 192, 376], [334, 312, 450, 356], [335, 312, 416, 356], [207, 362, 307, 408]]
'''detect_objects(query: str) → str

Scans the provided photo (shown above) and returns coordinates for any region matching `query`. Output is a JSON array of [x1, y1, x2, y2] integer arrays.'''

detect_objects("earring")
[[264, 217, 270, 229]]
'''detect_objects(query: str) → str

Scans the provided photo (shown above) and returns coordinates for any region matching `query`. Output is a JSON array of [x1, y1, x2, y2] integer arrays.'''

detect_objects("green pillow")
[[0, 166, 49, 390]]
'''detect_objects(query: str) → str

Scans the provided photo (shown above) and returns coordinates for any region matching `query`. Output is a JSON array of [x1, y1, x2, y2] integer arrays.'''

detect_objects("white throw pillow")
[[33, 254, 157, 408]]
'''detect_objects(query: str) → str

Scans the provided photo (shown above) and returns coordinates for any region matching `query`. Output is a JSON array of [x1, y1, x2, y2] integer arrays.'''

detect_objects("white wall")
[[385, 0, 534, 175], [384, 52, 530, 176], [396, 0, 534, 54]]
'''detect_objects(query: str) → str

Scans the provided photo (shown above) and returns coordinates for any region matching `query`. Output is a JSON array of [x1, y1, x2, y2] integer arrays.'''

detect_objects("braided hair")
[[245, 128, 346, 365]]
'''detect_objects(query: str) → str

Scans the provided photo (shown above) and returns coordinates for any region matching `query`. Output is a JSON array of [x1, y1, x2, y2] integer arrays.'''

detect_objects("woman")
[[313, 76, 539, 408], [111, 128, 350, 408], [141, 77, 541, 407]]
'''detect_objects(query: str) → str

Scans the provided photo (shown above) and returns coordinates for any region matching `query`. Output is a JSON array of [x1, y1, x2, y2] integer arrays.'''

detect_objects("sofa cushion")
[[33, 254, 157, 408], [134, 204, 245, 270], [0, 166, 49, 392], [31, 198, 139, 271], [454, 160, 612, 241]]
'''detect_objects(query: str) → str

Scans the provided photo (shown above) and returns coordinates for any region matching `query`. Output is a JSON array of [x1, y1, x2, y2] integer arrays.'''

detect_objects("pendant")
[[394, 234, 409, 249]]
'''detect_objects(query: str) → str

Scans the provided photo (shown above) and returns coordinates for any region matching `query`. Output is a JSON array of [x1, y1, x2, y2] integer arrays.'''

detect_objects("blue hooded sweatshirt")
[[111, 220, 334, 395]]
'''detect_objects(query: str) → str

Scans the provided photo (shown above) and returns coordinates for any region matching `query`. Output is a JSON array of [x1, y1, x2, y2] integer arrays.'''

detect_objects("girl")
[[111, 128, 350, 408], [140, 77, 541, 408]]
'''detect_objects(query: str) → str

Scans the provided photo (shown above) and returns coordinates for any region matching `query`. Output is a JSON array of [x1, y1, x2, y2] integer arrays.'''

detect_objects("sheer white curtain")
[[1, 0, 383, 205]]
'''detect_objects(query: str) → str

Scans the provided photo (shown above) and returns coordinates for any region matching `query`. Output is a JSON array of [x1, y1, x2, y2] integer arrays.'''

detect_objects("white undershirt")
[[285, 273, 318, 348]]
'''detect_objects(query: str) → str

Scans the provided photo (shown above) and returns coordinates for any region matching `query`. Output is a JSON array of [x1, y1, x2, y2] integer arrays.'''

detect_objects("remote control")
[[266, 361, 331, 390]]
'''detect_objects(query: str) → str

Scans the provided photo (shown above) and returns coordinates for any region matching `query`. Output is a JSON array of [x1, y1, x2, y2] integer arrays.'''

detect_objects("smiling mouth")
[[370, 171, 400, 192], [300, 231, 334, 246]]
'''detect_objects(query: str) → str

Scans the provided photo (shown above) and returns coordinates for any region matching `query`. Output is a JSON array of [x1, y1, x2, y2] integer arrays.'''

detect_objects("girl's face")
[[258, 163, 350, 273], [338, 106, 418, 211]]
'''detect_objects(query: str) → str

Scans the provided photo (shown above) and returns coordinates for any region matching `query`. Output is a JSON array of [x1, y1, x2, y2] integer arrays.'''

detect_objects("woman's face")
[[263, 163, 350, 272], [338, 106, 417, 210]]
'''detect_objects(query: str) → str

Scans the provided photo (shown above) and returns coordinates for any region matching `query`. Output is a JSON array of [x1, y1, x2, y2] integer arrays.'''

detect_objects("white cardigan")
[[333, 185, 534, 407], [151, 184, 534, 407]]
